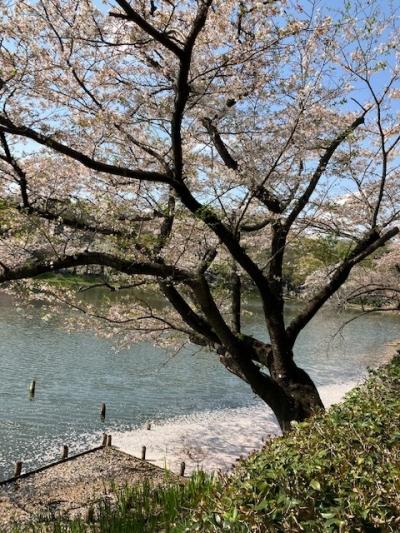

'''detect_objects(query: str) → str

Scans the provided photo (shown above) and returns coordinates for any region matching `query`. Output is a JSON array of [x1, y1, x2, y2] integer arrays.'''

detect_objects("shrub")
[[191, 355, 400, 532]]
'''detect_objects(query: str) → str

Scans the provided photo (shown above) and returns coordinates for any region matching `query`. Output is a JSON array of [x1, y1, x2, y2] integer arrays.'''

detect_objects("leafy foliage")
[[192, 355, 400, 531], [283, 236, 352, 289]]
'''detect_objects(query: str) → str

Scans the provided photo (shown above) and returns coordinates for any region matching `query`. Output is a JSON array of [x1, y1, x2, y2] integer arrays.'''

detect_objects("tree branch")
[[110, 0, 183, 57], [0, 132, 30, 207], [201, 117, 238, 170], [286, 226, 399, 344], [284, 112, 368, 229], [172, 178, 278, 309], [154, 189, 175, 253], [230, 263, 241, 334], [159, 280, 220, 345], [253, 185, 284, 214], [0, 118, 170, 184], [240, 217, 271, 232], [171, 1, 212, 179], [19, 204, 136, 237], [201, 117, 283, 213], [0, 252, 193, 284]]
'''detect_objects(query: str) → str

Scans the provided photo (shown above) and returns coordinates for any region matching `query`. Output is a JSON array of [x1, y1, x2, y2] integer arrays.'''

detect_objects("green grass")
[[19, 471, 218, 532], [20, 355, 400, 532], [34, 272, 104, 287]]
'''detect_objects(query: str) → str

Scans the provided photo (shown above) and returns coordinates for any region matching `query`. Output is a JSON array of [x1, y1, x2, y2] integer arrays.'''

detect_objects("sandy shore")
[[0, 447, 177, 531]]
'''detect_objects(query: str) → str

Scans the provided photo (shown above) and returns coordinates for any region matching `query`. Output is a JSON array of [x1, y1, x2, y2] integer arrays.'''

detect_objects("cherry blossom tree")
[[0, 0, 399, 430]]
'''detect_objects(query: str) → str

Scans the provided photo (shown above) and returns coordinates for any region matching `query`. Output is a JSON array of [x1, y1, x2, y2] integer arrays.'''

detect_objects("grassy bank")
[[22, 355, 400, 532], [194, 354, 400, 532]]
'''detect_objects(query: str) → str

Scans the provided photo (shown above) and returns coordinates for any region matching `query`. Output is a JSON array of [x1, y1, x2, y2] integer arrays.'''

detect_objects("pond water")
[[0, 291, 399, 479]]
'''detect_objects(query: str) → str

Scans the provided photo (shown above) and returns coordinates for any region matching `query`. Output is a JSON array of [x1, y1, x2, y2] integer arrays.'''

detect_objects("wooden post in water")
[[141, 446, 146, 460], [180, 462, 186, 477], [100, 403, 106, 420], [106, 434, 112, 447], [29, 380, 36, 398], [61, 445, 68, 460], [14, 461, 22, 478], [102, 433, 107, 446], [146, 422, 151, 430]]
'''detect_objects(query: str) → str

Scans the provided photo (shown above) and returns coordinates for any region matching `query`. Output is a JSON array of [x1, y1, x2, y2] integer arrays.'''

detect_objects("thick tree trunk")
[[269, 363, 324, 432], [247, 363, 324, 432], [235, 337, 325, 433]]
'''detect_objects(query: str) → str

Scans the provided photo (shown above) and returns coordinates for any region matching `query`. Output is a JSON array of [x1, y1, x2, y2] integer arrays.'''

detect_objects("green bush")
[[191, 355, 400, 532]]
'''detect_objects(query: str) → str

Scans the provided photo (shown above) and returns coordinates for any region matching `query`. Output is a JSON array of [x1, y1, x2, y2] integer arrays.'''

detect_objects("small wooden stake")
[[29, 380, 36, 398], [100, 403, 106, 419], [180, 462, 186, 477], [106, 434, 112, 447], [61, 445, 68, 460], [141, 446, 146, 460], [146, 422, 151, 430], [102, 433, 107, 446], [14, 461, 22, 478]]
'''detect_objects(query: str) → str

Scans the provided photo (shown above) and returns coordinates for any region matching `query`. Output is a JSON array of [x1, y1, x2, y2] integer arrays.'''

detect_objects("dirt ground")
[[0, 447, 175, 531]]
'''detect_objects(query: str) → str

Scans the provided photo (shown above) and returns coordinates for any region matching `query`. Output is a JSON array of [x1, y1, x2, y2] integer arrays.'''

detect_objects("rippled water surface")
[[0, 291, 399, 479]]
